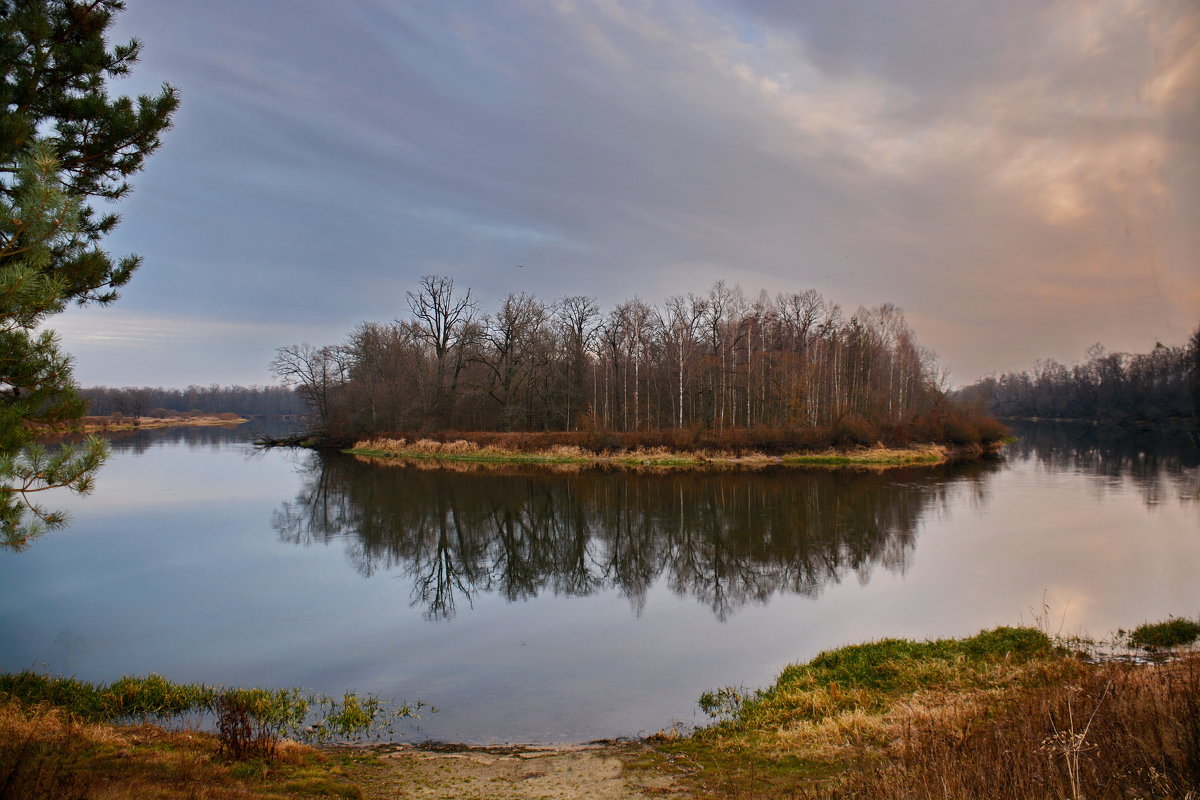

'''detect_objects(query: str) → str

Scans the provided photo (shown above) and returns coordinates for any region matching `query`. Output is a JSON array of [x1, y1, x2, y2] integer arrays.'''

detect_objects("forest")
[[80, 384, 303, 418], [957, 326, 1200, 425], [271, 276, 1002, 447]]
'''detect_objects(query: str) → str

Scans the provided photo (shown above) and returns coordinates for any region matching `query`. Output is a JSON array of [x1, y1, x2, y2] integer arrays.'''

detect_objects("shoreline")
[[348, 437, 996, 470], [35, 414, 249, 433], [4, 622, 1195, 799]]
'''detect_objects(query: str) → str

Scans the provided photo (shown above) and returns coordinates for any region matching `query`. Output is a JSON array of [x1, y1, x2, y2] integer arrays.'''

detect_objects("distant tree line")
[[273, 276, 1000, 444], [957, 325, 1200, 425], [81, 385, 303, 418]]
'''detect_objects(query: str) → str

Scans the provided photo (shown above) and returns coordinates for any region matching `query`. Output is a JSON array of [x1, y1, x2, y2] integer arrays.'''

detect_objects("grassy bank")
[[35, 413, 248, 433], [0, 672, 415, 800], [652, 625, 1200, 799], [349, 436, 965, 471], [6, 623, 1196, 798], [0, 701, 370, 799]]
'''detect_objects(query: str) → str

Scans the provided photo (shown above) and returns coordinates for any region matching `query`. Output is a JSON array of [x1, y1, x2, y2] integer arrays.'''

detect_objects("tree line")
[[80, 385, 304, 418], [273, 275, 995, 444], [957, 325, 1200, 425]]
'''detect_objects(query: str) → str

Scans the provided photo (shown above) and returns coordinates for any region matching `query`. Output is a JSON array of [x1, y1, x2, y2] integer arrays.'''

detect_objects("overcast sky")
[[51, 0, 1199, 388]]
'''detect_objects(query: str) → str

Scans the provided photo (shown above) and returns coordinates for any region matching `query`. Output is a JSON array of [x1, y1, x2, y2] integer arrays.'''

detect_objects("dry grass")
[[0, 700, 365, 800], [350, 436, 957, 471], [35, 414, 248, 433], [843, 655, 1200, 800], [659, 630, 1200, 800]]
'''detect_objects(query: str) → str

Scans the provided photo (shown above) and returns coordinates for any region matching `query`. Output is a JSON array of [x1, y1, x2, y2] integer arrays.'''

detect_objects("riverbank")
[[349, 436, 994, 471], [0, 694, 675, 799], [5, 622, 1196, 799], [36, 413, 248, 433], [649, 625, 1200, 799]]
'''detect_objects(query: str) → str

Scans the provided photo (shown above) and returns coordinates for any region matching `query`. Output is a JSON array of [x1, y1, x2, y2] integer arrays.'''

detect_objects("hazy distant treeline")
[[81, 384, 303, 417], [273, 276, 1000, 443], [957, 326, 1200, 424]]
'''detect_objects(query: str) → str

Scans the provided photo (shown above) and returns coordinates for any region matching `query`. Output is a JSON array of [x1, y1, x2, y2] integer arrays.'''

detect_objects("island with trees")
[[271, 275, 1007, 468]]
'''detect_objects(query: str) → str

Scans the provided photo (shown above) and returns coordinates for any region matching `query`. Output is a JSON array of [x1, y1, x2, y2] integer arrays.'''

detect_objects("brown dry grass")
[[831, 655, 1200, 800], [350, 436, 954, 471], [0, 700, 363, 800], [662, 651, 1200, 800], [34, 414, 248, 433]]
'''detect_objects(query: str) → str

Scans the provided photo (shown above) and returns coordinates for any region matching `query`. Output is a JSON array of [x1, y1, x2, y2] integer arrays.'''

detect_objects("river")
[[1, 422, 1196, 742]]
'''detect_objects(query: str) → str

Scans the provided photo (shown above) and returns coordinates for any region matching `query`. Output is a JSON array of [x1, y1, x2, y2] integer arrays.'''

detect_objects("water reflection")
[[40, 418, 298, 454], [273, 457, 999, 620], [1006, 422, 1200, 506]]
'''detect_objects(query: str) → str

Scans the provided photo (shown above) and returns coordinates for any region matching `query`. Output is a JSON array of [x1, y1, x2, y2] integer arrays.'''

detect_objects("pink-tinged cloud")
[[54, 0, 1198, 387]]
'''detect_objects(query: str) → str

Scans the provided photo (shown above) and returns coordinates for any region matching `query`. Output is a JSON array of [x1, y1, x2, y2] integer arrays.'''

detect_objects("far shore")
[[348, 436, 997, 471], [36, 414, 249, 433]]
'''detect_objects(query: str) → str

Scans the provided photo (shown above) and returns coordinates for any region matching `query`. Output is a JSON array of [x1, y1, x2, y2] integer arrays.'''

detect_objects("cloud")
[[87, 0, 1199, 387], [48, 308, 345, 387]]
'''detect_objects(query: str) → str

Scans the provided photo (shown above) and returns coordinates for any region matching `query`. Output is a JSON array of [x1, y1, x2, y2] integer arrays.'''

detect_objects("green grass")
[[1128, 617, 1200, 649], [349, 447, 591, 465], [713, 627, 1064, 728], [0, 672, 217, 723], [780, 451, 942, 466], [0, 671, 420, 743]]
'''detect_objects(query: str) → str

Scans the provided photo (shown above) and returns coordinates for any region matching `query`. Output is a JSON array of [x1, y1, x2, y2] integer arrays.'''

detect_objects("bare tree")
[[270, 343, 350, 430], [475, 292, 549, 429], [555, 295, 600, 428], [661, 294, 705, 428], [405, 275, 478, 424], [292, 277, 963, 436]]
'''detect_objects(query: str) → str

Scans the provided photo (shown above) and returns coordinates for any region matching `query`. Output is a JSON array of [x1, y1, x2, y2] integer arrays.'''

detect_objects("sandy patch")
[[346, 742, 684, 800]]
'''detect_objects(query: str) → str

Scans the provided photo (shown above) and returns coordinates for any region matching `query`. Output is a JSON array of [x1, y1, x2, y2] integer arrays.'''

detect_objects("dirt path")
[[346, 741, 687, 800]]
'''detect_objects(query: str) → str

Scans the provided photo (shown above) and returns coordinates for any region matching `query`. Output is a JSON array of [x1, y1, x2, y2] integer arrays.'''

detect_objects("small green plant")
[[698, 686, 753, 720], [1128, 617, 1200, 649], [309, 692, 418, 741]]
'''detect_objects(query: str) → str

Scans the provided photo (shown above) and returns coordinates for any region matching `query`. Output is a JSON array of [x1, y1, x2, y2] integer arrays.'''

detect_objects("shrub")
[[216, 693, 278, 760], [1129, 617, 1200, 649], [832, 415, 879, 447]]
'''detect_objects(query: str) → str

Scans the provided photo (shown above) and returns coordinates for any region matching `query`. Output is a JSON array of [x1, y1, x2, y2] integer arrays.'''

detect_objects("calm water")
[[1, 422, 1197, 743]]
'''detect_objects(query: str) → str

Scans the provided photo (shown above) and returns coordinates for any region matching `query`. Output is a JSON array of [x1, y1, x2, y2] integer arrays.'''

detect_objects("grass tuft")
[[1128, 617, 1200, 649]]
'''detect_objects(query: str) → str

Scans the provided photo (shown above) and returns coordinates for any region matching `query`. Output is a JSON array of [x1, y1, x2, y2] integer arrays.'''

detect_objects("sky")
[[50, 0, 1199, 389]]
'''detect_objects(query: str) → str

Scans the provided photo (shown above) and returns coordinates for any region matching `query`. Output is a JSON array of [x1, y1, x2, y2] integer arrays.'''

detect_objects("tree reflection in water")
[[1004, 422, 1199, 507], [272, 457, 1000, 621]]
